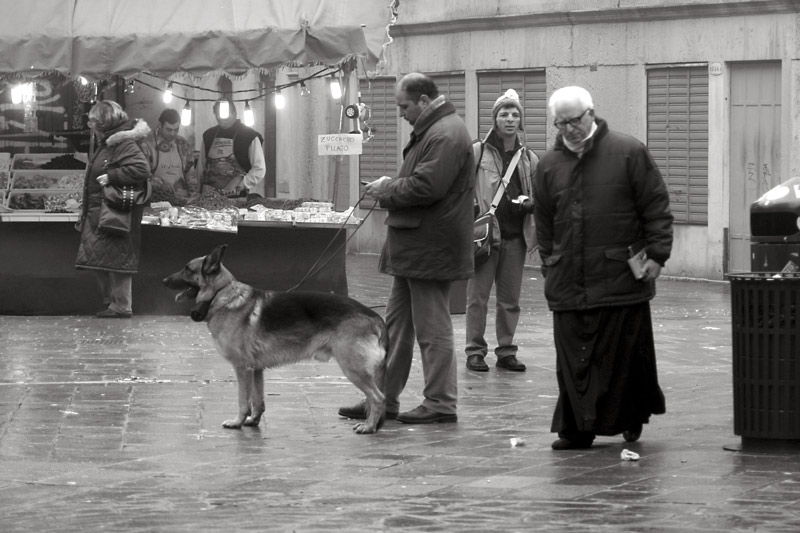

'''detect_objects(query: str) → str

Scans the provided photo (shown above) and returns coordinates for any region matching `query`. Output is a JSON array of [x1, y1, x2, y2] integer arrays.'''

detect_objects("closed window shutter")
[[358, 77, 398, 180], [647, 66, 709, 225], [430, 73, 466, 119], [477, 70, 546, 154]]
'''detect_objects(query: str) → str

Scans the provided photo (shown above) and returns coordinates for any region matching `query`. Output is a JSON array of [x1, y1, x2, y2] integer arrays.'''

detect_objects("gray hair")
[[548, 86, 594, 117]]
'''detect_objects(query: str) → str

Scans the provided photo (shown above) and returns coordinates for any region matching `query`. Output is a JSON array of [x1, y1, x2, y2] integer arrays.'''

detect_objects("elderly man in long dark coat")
[[534, 86, 674, 450]]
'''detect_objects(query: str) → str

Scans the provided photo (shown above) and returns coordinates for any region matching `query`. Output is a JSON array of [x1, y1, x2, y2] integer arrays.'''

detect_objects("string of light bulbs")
[[6, 66, 347, 127], [128, 67, 345, 126]]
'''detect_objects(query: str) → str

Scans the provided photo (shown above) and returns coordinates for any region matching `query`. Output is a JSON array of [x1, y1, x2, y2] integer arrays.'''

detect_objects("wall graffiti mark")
[[746, 161, 756, 189], [745, 162, 773, 194], [761, 163, 772, 190]]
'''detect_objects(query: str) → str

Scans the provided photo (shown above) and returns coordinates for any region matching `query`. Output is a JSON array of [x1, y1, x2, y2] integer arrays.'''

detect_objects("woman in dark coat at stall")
[[75, 100, 152, 318]]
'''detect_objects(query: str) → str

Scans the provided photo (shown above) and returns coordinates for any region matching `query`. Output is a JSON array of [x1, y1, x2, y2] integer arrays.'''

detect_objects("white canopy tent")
[[0, 0, 396, 80]]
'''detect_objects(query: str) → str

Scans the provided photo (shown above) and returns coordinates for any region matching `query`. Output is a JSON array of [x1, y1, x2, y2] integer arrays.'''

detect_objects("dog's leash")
[[286, 190, 377, 292]]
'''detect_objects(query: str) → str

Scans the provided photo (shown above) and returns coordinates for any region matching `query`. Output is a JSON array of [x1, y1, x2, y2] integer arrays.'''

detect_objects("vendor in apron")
[[198, 100, 266, 197], [144, 108, 198, 202]]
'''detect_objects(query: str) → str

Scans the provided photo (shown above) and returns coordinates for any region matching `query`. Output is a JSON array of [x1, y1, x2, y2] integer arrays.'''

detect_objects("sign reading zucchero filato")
[[318, 134, 363, 155]]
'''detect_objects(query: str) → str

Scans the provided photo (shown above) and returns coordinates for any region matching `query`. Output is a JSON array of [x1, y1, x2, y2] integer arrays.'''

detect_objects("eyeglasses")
[[553, 108, 590, 130]]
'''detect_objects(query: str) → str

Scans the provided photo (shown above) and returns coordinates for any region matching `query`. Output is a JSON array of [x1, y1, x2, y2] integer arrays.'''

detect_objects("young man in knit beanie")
[[465, 88, 539, 373]]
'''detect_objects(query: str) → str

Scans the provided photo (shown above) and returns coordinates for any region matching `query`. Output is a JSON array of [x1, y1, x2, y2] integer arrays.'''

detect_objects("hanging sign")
[[318, 134, 363, 155]]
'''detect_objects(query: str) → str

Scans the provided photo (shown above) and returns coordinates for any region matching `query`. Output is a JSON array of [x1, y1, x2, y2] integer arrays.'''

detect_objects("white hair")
[[548, 86, 594, 116]]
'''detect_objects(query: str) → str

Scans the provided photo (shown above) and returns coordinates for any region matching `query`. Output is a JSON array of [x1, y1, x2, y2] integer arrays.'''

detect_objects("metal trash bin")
[[725, 272, 800, 453], [750, 176, 800, 272]]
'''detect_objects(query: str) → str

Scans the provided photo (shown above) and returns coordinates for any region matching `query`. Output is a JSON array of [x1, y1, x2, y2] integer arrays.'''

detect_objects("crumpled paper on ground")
[[621, 448, 640, 461]]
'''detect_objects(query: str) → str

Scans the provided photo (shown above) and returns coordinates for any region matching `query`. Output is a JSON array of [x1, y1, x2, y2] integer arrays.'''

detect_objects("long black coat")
[[75, 119, 152, 274]]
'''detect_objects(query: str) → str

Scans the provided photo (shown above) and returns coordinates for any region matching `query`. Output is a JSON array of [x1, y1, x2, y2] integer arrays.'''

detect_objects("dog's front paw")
[[222, 419, 244, 429], [353, 422, 378, 434]]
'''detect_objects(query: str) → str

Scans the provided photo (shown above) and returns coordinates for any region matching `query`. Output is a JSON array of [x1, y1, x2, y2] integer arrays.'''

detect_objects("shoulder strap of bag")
[[488, 147, 523, 215], [473, 141, 484, 174]]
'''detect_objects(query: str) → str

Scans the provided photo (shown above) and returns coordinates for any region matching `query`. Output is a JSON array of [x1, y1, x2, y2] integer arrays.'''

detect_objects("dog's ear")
[[202, 244, 227, 275]]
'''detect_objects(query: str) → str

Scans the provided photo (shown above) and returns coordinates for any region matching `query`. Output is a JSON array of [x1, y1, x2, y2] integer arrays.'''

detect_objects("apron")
[[154, 145, 184, 187], [203, 132, 247, 191]]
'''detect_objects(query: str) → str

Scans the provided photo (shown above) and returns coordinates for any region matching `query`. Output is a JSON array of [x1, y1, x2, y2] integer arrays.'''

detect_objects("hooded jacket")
[[377, 97, 475, 280], [533, 117, 673, 311], [75, 118, 152, 273]]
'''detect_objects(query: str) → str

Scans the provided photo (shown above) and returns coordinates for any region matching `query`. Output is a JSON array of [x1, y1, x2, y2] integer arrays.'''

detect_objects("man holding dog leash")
[[338, 72, 474, 424]]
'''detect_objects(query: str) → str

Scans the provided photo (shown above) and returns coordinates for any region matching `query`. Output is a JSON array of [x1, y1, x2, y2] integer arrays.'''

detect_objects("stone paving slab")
[[1, 254, 800, 532]]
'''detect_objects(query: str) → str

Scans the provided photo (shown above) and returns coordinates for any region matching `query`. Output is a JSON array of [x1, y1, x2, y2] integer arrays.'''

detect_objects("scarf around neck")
[[563, 120, 598, 156]]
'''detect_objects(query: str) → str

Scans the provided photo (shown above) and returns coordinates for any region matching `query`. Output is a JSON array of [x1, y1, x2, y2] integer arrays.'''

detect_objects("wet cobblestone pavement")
[[2, 254, 800, 532]]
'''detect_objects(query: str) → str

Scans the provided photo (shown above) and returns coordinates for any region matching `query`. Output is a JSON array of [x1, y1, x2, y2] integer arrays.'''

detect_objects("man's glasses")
[[553, 108, 590, 130]]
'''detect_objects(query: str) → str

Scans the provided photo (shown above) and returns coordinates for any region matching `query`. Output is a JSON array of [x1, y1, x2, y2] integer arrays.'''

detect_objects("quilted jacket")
[[533, 117, 673, 311], [75, 118, 152, 273]]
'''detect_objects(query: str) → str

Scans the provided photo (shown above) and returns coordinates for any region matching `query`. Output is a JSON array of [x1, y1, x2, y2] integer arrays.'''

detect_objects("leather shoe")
[[551, 437, 594, 450], [337, 400, 397, 420], [95, 309, 132, 319], [466, 354, 489, 372], [623, 422, 643, 442], [496, 355, 526, 372], [396, 405, 457, 424]]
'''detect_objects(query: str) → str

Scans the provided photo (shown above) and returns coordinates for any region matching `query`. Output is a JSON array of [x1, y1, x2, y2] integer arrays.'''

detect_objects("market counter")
[[0, 215, 351, 315]]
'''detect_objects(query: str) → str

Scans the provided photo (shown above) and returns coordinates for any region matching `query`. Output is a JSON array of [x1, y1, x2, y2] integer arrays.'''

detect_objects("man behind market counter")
[[143, 108, 199, 203], [197, 100, 265, 197]]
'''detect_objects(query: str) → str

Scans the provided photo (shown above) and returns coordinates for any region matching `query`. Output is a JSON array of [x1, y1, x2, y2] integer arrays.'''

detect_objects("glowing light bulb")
[[300, 81, 310, 97], [274, 91, 285, 110], [329, 75, 342, 100], [163, 82, 173, 104], [79, 76, 89, 86], [21, 83, 34, 103], [243, 101, 255, 126], [11, 85, 22, 105], [181, 102, 192, 126], [218, 100, 229, 119]]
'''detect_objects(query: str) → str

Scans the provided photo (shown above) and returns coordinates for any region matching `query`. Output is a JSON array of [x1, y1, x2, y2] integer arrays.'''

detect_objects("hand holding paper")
[[628, 245, 661, 281]]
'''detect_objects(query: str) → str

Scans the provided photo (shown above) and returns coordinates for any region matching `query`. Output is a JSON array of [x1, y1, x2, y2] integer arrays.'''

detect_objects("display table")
[[0, 214, 352, 315]]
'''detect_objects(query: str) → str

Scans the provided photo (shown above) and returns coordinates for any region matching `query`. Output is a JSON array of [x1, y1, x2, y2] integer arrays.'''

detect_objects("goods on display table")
[[0, 153, 9, 206], [2, 153, 86, 213], [1, 153, 362, 231], [143, 197, 360, 233]]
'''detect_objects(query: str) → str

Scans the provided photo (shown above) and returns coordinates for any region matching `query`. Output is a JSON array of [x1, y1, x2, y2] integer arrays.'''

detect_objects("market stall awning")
[[0, 0, 396, 80]]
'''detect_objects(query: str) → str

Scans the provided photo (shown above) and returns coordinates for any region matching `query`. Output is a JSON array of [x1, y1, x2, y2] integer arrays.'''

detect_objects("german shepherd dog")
[[162, 245, 387, 434]]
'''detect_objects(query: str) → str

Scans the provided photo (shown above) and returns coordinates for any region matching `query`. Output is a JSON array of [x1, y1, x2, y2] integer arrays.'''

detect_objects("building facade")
[[352, 0, 800, 280]]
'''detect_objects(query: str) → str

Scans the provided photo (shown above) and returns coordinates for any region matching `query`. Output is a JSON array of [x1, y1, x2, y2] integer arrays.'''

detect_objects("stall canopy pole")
[[331, 59, 355, 211]]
